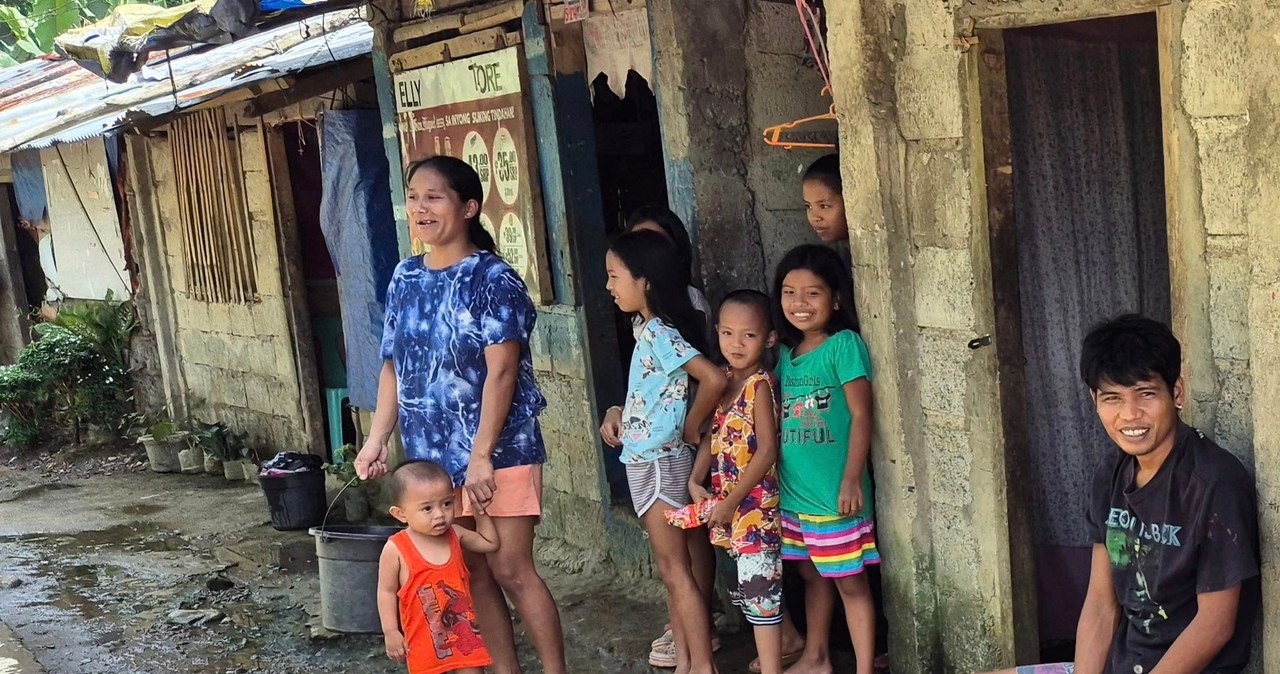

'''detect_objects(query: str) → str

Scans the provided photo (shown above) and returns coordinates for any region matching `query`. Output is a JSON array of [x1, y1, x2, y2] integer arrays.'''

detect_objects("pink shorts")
[[454, 464, 543, 518]]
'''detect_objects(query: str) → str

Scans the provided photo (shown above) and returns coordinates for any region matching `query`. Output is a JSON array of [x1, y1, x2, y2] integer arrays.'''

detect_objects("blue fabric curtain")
[[319, 110, 401, 410]]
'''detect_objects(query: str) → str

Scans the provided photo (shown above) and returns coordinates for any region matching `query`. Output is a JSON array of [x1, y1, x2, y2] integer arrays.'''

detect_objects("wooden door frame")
[[0, 183, 31, 363], [262, 120, 328, 457], [968, 5, 1176, 663]]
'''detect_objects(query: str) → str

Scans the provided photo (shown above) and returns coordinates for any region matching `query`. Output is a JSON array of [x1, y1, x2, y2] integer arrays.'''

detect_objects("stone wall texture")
[[130, 124, 310, 452], [823, 0, 1280, 671]]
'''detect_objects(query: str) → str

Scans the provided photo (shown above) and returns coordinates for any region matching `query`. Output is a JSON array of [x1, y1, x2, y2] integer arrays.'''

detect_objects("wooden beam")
[[389, 27, 509, 73], [0, 183, 29, 363], [0, 153, 11, 183], [248, 59, 375, 118], [392, 0, 524, 44], [392, 12, 463, 44], [390, 42, 449, 72], [444, 26, 507, 59]]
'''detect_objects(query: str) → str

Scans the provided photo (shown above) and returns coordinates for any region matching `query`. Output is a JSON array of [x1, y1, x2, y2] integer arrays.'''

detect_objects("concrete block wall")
[[651, 0, 838, 299], [744, 1, 838, 278], [824, 0, 1280, 671], [528, 305, 612, 570], [139, 122, 309, 452]]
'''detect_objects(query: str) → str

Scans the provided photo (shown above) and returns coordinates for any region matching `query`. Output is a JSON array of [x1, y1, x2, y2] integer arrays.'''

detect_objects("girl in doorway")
[[625, 206, 713, 330], [619, 206, 719, 667], [802, 154, 849, 243], [600, 228, 727, 674], [774, 244, 879, 674]]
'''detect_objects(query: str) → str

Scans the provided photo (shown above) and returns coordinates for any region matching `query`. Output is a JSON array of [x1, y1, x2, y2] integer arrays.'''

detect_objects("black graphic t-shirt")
[[1087, 423, 1260, 674]]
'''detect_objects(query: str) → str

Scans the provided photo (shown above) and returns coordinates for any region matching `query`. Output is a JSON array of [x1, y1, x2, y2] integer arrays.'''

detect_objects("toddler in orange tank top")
[[377, 461, 500, 674]]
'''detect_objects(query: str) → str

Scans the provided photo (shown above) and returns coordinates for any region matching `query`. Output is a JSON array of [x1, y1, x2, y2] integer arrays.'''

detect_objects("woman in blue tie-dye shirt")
[[354, 156, 566, 673]]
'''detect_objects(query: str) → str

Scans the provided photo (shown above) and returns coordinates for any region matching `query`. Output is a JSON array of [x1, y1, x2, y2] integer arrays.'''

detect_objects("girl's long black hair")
[[609, 229, 707, 354], [773, 244, 860, 348], [625, 206, 696, 287], [405, 156, 498, 254]]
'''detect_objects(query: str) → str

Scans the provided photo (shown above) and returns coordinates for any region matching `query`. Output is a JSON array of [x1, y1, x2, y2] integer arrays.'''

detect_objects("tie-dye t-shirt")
[[380, 252, 547, 486]]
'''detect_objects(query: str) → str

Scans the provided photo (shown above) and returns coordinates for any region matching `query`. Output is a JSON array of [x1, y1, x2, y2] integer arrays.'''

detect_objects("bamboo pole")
[[179, 116, 215, 302], [223, 114, 258, 300], [203, 110, 235, 304], [169, 124, 197, 296], [193, 112, 225, 303], [218, 111, 252, 302]]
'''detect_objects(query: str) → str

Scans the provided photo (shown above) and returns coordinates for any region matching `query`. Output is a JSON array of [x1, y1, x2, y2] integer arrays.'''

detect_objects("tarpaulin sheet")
[[56, 0, 256, 83], [10, 150, 47, 222], [319, 109, 400, 411]]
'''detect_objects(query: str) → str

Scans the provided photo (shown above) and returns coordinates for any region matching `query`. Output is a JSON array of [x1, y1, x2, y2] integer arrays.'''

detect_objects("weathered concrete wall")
[[823, 0, 1280, 671], [745, 1, 838, 278], [651, 0, 836, 298], [129, 124, 309, 452], [529, 305, 612, 571]]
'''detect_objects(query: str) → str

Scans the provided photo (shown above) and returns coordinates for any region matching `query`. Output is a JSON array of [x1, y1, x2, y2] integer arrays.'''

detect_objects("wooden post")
[[371, 0, 410, 258], [0, 184, 30, 363], [263, 124, 328, 457], [973, 27, 1041, 664]]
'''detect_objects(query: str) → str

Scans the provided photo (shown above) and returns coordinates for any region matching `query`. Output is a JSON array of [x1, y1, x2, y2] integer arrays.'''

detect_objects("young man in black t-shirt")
[[990, 315, 1260, 674]]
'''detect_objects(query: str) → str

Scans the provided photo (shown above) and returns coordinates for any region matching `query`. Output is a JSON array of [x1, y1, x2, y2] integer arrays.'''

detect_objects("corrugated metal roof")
[[0, 7, 372, 154]]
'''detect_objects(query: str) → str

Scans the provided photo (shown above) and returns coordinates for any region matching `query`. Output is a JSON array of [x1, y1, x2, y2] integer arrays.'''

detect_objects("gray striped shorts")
[[625, 447, 695, 517]]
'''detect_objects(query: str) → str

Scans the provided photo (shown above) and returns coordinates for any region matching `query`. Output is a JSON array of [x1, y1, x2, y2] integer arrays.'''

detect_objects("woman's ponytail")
[[405, 155, 498, 255], [468, 218, 498, 254]]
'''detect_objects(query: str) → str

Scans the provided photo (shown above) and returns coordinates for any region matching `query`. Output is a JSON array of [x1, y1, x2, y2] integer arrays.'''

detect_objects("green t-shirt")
[[777, 329, 874, 518]]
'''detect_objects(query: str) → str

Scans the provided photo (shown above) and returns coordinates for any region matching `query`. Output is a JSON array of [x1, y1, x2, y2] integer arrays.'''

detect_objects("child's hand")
[[681, 422, 702, 447], [838, 475, 863, 516], [384, 630, 407, 661], [707, 499, 735, 528], [688, 482, 711, 503], [599, 406, 623, 447]]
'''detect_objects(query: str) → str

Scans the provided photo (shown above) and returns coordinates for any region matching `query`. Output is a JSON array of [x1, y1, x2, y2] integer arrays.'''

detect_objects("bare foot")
[[783, 657, 833, 674]]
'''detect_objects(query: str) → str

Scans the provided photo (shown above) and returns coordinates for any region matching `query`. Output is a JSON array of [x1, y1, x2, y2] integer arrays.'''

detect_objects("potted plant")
[[242, 445, 261, 484], [221, 432, 248, 481], [191, 421, 228, 475], [138, 418, 188, 473], [178, 435, 203, 474]]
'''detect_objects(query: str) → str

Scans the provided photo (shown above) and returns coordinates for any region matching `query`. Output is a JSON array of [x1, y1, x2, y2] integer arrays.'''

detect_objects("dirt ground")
[[0, 442, 783, 674]]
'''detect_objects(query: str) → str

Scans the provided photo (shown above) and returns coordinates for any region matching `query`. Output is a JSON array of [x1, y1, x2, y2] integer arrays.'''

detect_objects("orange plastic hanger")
[[762, 87, 836, 150]]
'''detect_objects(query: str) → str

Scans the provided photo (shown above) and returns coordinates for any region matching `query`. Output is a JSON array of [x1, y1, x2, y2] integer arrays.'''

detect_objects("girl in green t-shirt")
[[773, 244, 880, 674]]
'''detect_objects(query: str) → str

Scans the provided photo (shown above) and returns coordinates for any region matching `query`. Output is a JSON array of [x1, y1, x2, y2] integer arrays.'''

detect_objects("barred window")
[[169, 108, 259, 304]]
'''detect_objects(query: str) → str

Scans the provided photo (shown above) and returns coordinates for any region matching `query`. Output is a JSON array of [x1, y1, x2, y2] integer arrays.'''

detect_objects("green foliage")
[[0, 294, 140, 446], [0, 364, 46, 446], [191, 420, 247, 461], [323, 444, 360, 483], [38, 291, 139, 371], [0, 0, 184, 66]]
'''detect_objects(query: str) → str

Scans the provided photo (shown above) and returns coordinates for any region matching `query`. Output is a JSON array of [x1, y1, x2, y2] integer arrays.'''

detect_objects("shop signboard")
[[393, 46, 551, 304]]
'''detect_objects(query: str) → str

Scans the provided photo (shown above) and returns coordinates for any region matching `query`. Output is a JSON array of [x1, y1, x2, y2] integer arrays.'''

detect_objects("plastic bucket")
[[260, 471, 326, 531], [308, 525, 402, 633]]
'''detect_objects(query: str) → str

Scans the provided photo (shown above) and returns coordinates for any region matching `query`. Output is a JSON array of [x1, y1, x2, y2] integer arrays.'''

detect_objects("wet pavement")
[[0, 444, 771, 673]]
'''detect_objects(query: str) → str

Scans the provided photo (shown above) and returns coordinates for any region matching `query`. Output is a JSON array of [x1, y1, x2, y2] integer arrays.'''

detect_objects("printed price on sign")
[[564, 0, 588, 23]]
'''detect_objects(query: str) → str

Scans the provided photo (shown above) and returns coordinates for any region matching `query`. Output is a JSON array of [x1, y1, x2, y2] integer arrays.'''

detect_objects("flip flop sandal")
[[648, 641, 677, 668], [650, 628, 674, 650], [748, 646, 804, 673]]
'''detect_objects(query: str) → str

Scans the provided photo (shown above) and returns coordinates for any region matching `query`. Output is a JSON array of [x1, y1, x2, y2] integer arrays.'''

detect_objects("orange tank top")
[[391, 528, 492, 674]]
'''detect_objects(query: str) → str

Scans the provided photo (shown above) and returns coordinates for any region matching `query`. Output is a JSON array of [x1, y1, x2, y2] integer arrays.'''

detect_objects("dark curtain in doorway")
[[1005, 19, 1170, 643]]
